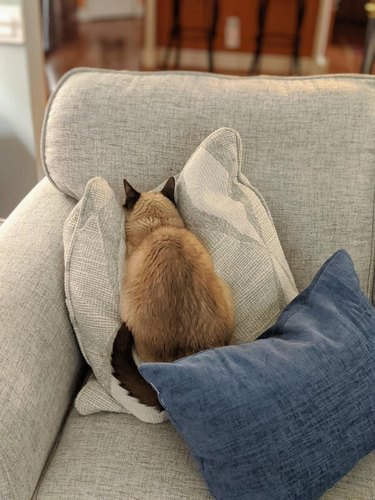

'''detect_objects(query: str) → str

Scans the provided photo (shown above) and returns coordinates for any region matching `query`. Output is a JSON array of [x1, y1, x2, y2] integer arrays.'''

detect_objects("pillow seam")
[[64, 181, 95, 366]]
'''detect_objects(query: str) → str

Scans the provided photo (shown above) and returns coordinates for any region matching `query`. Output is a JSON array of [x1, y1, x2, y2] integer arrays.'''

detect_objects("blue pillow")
[[140, 250, 375, 500]]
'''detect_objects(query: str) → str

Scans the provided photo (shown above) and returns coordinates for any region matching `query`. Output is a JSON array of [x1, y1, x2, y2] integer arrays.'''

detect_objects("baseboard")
[[142, 48, 327, 75]]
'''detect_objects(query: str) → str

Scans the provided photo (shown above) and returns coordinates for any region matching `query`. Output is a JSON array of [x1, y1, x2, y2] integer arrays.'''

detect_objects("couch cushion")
[[36, 409, 211, 500], [42, 70, 375, 294], [176, 127, 297, 343], [141, 250, 375, 500], [63, 176, 167, 423], [66, 128, 296, 418], [35, 409, 374, 499], [0, 179, 82, 500]]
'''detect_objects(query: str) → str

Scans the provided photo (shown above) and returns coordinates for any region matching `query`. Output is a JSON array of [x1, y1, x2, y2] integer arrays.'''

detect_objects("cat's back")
[[122, 224, 234, 362], [125, 225, 213, 282], [123, 224, 232, 345], [143, 225, 212, 272]]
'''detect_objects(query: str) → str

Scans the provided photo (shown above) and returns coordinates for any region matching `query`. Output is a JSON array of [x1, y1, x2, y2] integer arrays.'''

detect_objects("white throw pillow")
[[64, 128, 297, 420], [176, 128, 297, 343], [63, 177, 167, 423]]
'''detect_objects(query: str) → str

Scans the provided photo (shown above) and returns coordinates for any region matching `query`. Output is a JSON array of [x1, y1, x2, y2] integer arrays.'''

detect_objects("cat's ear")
[[123, 179, 140, 210], [161, 177, 176, 205]]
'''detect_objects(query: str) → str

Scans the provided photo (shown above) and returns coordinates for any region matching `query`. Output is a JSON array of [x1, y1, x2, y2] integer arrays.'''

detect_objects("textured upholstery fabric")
[[42, 70, 375, 295], [141, 251, 375, 500], [75, 373, 125, 414], [65, 128, 296, 417], [322, 453, 375, 499], [34, 418, 375, 499], [35, 409, 211, 500], [36, 251, 375, 500], [63, 176, 123, 395], [176, 127, 297, 343], [64, 177, 167, 423], [14, 71, 372, 497], [0, 178, 83, 499]]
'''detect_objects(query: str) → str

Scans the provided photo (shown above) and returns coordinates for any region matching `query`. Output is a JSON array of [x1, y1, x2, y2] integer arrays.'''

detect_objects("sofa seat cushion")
[[35, 409, 374, 499], [36, 409, 211, 499], [141, 250, 375, 499], [323, 453, 375, 500]]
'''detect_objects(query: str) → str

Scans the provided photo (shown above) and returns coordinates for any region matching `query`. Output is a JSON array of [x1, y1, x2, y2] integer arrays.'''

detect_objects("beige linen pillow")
[[64, 128, 297, 419], [176, 128, 298, 343], [63, 177, 167, 423]]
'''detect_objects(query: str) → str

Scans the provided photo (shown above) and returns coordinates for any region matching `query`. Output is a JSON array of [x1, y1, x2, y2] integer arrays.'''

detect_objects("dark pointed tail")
[[111, 323, 163, 410]]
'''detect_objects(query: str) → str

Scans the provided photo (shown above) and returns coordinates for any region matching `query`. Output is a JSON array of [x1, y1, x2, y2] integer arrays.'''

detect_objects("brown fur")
[[112, 178, 235, 407]]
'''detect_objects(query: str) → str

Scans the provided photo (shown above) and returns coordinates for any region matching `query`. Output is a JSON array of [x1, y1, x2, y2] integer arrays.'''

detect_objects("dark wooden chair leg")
[[163, 0, 220, 72], [163, 0, 181, 70], [250, 0, 269, 75], [291, 0, 306, 74], [175, 27, 182, 69], [208, 35, 214, 72], [162, 32, 175, 69], [207, 0, 219, 72]]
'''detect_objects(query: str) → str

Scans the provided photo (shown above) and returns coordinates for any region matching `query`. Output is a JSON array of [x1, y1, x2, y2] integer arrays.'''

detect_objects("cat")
[[111, 177, 235, 409]]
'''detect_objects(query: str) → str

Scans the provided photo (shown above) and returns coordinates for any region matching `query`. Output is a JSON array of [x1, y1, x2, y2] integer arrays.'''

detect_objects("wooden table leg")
[[207, 0, 219, 72], [249, 0, 270, 74], [291, 0, 306, 74], [162, 0, 181, 70]]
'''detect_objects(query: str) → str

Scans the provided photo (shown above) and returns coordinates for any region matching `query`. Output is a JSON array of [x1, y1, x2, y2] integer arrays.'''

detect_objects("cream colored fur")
[[120, 181, 235, 363]]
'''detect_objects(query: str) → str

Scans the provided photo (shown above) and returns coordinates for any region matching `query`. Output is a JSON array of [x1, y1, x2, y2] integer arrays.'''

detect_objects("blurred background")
[[0, 0, 374, 220]]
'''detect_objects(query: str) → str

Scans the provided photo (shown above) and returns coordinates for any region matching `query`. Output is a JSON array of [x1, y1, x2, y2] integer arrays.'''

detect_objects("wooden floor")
[[328, 20, 368, 73], [45, 18, 373, 94], [45, 19, 143, 91]]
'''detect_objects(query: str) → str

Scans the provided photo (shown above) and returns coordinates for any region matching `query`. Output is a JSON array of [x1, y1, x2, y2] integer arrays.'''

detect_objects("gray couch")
[[0, 69, 374, 499]]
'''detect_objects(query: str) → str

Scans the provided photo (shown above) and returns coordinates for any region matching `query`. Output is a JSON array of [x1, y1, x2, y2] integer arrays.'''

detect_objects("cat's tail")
[[111, 323, 163, 410]]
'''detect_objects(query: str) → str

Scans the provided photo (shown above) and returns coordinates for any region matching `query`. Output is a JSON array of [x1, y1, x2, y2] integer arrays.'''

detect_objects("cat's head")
[[123, 177, 185, 253]]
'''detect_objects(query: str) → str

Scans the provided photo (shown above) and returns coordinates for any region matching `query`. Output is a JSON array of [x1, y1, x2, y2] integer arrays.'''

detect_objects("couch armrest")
[[0, 178, 84, 499]]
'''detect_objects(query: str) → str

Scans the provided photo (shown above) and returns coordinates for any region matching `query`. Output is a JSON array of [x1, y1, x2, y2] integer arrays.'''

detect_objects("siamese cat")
[[111, 177, 235, 409]]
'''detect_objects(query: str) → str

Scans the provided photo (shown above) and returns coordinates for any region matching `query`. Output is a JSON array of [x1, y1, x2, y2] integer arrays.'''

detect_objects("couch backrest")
[[42, 69, 375, 295]]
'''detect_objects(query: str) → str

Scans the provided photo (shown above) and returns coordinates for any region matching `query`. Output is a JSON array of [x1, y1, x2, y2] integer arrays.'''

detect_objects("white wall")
[[0, 0, 46, 218], [78, 0, 143, 21]]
